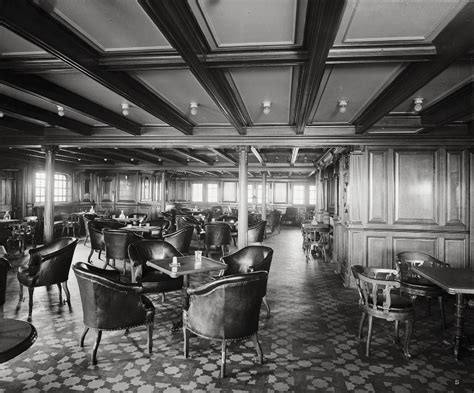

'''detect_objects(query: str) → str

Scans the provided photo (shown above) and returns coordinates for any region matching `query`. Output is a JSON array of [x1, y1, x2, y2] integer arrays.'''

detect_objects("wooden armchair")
[[351, 265, 414, 358]]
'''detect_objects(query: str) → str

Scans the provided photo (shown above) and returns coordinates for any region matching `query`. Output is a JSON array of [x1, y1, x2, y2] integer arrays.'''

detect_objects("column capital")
[[236, 146, 249, 153], [41, 145, 59, 154]]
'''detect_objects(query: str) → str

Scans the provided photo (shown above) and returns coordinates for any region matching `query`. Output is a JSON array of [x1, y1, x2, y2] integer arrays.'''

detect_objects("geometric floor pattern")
[[1, 227, 473, 392]]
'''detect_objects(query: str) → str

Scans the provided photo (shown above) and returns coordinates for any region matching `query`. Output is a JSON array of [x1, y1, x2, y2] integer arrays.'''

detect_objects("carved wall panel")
[[368, 150, 387, 223]]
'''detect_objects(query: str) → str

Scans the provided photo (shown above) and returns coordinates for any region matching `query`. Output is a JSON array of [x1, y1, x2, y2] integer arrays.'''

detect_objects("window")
[[309, 185, 316, 205], [223, 182, 236, 202], [293, 185, 305, 205], [248, 184, 254, 203], [35, 172, 70, 203], [257, 184, 262, 204], [191, 183, 203, 202], [207, 183, 218, 203]]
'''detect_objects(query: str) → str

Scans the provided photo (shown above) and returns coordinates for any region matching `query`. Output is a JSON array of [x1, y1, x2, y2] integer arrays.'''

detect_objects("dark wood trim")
[[0, 116, 44, 135], [294, 0, 346, 134], [139, 0, 248, 135], [0, 0, 193, 135], [421, 81, 473, 126], [0, 94, 92, 135], [353, 2, 474, 134], [0, 72, 142, 135]]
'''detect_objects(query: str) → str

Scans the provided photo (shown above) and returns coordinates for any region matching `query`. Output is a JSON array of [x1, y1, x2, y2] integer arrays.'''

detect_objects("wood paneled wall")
[[334, 147, 471, 287]]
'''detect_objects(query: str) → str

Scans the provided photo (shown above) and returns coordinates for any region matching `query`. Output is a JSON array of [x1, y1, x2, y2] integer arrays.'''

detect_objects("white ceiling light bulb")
[[262, 101, 271, 115], [413, 97, 424, 112], [190, 102, 199, 116], [57, 105, 64, 117], [121, 103, 130, 116], [338, 100, 347, 113], [0, 111, 4, 118]]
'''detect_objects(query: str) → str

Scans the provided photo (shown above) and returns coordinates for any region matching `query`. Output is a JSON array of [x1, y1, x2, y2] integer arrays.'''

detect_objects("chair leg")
[[80, 327, 89, 347], [438, 296, 446, 330], [358, 313, 366, 339], [57, 283, 63, 304], [251, 333, 263, 364], [19, 283, 24, 302], [27, 287, 34, 320], [220, 340, 227, 378], [394, 320, 400, 344], [88, 249, 94, 264], [366, 315, 373, 357], [221, 245, 225, 256], [403, 320, 413, 359], [161, 293, 166, 303], [183, 327, 190, 358], [92, 330, 102, 365], [62, 281, 71, 304], [98, 250, 102, 260], [262, 296, 271, 318], [103, 258, 109, 269], [147, 324, 153, 354]]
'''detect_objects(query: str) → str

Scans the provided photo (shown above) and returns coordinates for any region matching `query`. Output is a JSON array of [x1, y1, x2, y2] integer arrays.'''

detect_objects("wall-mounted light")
[[121, 103, 130, 116], [262, 101, 271, 115], [0, 111, 4, 118], [413, 97, 424, 112], [57, 105, 64, 117], [274, 155, 279, 162], [338, 100, 348, 113], [103, 158, 108, 162], [190, 102, 199, 116]]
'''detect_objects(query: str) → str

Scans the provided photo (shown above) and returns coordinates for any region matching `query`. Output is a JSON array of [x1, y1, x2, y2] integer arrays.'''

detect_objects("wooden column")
[[238, 147, 248, 249], [43, 145, 57, 244], [470, 151, 474, 269], [160, 171, 166, 212], [261, 172, 267, 221]]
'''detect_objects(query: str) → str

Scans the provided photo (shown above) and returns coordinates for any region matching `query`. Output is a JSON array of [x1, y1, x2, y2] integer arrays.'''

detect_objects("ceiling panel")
[[310, 63, 402, 124], [133, 69, 229, 125], [334, 0, 466, 45], [190, 0, 305, 49], [38, 0, 171, 51], [393, 62, 473, 113], [42, 73, 166, 126], [230, 67, 292, 125], [0, 84, 103, 126], [0, 27, 46, 56]]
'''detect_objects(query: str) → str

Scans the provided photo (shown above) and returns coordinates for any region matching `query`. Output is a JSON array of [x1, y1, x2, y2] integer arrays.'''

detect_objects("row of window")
[[191, 183, 316, 205], [35, 172, 69, 203]]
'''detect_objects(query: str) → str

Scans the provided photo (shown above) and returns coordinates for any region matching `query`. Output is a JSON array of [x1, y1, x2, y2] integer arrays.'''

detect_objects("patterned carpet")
[[1, 227, 473, 392]]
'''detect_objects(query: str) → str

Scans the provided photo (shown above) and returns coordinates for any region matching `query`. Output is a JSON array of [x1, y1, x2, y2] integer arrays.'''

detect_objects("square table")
[[412, 266, 474, 360], [147, 255, 227, 330], [122, 225, 162, 235]]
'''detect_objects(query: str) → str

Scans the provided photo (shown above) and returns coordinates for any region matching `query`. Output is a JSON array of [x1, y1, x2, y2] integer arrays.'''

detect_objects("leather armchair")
[[163, 226, 194, 254], [0, 257, 11, 317], [183, 271, 268, 378], [87, 220, 122, 264], [220, 246, 273, 317], [17, 237, 79, 320], [82, 213, 98, 246], [266, 210, 281, 234], [128, 240, 183, 296], [247, 220, 267, 245], [73, 262, 155, 365], [103, 229, 141, 278], [203, 222, 231, 257]]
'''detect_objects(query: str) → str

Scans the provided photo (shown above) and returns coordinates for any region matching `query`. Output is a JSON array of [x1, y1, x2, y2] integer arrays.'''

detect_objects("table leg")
[[170, 274, 189, 333], [453, 293, 464, 361]]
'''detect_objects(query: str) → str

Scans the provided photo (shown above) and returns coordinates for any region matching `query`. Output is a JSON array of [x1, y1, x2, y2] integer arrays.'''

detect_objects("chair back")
[[247, 220, 267, 243], [351, 265, 401, 314], [204, 222, 231, 247], [0, 257, 11, 306], [185, 271, 268, 340], [148, 217, 172, 232], [221, 246, 273, 276], [103, 229, 139, 260], [396, 251, 449, 281], [163, 226, 194, 253], [29, 237, 78, 286], [128, 240, 182, 268], [73, 262, 151, 330]]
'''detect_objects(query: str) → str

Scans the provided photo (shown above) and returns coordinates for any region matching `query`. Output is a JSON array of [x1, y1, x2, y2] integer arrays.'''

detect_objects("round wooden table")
[[0, 318, 37, 363]]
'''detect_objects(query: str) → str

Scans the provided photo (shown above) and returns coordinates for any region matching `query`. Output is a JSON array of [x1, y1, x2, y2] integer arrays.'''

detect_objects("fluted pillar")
[[42, 145, 58, 243], [237, 147, 248, 249], [160, 171, 166, 212], [261, 172, 267, 221]]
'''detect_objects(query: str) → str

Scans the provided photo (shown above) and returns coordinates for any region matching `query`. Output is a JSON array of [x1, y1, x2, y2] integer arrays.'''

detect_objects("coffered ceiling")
[[0, 0, 472, 178]]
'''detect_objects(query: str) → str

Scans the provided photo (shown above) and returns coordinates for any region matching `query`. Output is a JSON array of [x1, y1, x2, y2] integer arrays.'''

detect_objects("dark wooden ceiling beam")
[[250, 146, 266, 166], [421, 81, 473, 127], [0, 116, 44, 135], [59, 148, 113, 164], [79, 148, 136, 165], [0, 72, 142, 135], [16, 148, 81, 164], [209, 148, 237, 165], [170, 149, 213, 166], [353, 2, 474, 134], [139, 0, 249, 135], [0, 94, 92, 135], [0, 0, 193, 135], [290, 148, 300, 166], [294, 0, 346, 135]]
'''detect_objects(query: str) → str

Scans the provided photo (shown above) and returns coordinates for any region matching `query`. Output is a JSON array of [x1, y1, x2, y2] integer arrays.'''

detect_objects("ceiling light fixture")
[[338, 100, 348, 113], [57, 105, 64, 117], [190, 102, 199, 116], [121, 103, 130, 116], [413, 97, 424, 112], [262, 101, 271, 115], [0, 111, 4, 118]]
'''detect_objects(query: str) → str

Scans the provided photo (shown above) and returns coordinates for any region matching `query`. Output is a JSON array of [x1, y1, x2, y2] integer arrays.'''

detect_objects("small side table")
[[0, 318, 37, 363]]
